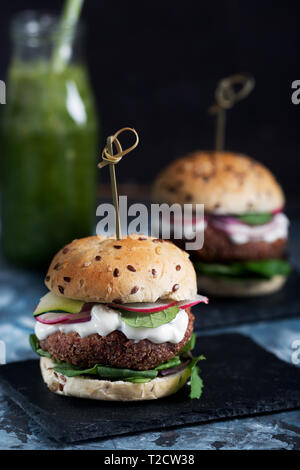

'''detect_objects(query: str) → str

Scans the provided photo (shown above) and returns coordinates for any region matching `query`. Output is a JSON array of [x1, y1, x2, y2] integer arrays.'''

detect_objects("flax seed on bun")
[[152, 151, 285, 214], [45, 234, 197, 303]]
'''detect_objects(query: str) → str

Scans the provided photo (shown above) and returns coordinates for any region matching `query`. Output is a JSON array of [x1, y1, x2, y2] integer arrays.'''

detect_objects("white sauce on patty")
[[35, 304, 189, 345], [210, 212, 289, 245]]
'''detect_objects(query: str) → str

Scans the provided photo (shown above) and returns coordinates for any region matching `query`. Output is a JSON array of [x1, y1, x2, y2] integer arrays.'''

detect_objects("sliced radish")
[[36, 311, 91, 325], [108, 300, 179, 313], [36, 312, 74, 324], [177, 294, 209, 310]]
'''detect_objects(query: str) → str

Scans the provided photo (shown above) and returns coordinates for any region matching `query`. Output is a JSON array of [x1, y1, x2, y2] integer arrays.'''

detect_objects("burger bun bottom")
[[197, 274, 287, 297], [40, 357, 190, 401]]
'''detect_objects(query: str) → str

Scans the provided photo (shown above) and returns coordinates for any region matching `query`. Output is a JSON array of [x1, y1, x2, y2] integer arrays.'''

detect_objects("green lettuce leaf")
[[29, 334, 51, 358], [236, 213, 273, 226], [194, 259, 291, 280], [120, 305, 180, 328]]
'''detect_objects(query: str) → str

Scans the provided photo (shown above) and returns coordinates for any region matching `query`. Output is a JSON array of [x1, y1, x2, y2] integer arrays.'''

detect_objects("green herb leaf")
[[194, 259, 291, 280], [189, 366, 203, 399], [120, 305, 180, 328], [29, 334, 51, 358], [180, 333, 196, 354], [188, 355, 205, 399], [155, 356, 181, 371], [236, 213, 273, 226]]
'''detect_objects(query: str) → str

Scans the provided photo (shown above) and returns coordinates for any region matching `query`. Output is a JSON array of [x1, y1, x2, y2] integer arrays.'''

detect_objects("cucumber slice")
[[34, 292, 85, 317]]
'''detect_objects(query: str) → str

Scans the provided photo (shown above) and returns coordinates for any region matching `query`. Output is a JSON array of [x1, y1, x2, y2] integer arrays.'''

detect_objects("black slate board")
[[193, 268, 300, 330], [0, 333, 300, 443]]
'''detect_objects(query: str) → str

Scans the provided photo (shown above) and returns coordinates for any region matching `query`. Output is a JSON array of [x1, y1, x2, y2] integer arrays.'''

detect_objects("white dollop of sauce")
[[210, 213, 289, 245], [35, 304, 189, 345]]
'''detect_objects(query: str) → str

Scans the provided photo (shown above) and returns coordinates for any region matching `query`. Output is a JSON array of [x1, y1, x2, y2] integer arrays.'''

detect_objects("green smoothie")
[[1, 60, 98, 267]]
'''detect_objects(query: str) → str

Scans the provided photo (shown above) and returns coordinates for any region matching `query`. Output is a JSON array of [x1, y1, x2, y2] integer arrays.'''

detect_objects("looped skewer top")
[[98, 127, 139, 169], [209, 73, 255, 151], [213, 73, 255, 111], [98, 127, 139, 240]]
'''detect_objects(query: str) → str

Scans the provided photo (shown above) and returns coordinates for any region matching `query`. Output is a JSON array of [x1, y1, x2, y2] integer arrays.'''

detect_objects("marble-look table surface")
[[0, 215, 299, 450]]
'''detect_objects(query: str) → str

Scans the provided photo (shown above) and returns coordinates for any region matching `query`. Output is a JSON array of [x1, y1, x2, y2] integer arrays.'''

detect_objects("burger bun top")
[[45, 234, 197, 303], [152, 151, 285, 214]]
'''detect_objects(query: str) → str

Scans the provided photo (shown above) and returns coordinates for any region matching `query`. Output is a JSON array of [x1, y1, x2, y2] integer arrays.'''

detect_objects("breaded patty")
[[174, 224, 287, 263], [40, 309, 194, 370]]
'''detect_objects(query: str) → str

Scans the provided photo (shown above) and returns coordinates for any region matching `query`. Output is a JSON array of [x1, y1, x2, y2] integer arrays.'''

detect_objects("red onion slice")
[[64, 311, 91, 324], [36, 311, 91, 325]]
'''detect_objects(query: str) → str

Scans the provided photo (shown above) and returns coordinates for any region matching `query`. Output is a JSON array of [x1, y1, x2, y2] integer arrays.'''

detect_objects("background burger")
[[30, 234, 208, 401], [152, 151, 291, 297]]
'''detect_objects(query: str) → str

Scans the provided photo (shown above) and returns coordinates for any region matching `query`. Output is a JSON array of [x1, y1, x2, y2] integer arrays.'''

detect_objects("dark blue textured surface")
[[0, 217, 300, 449]]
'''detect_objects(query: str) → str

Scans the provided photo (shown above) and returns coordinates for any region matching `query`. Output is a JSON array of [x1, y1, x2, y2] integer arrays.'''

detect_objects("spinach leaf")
[[96, 366, 157, 380], [180, 333, 196, 354], [53, 361, 158, 380], [236, 213, 273, 226], [53, 362, 99, 377], [195, 262, 243, 278], [243, 259, 291, 278], [155, 356, 181, 371], [29, 334, 51, 358], [120, 305, 180, 328], [194, 259, 291, 280]]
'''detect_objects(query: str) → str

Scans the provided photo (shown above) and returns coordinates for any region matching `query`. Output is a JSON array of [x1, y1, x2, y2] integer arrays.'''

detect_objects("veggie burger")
[[30, 234, 208, 401], [152, 151, 291, 297]]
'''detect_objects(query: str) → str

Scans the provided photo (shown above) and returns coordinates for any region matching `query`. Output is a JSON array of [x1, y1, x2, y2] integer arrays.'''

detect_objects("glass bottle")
[[0, 11, 99, 268]]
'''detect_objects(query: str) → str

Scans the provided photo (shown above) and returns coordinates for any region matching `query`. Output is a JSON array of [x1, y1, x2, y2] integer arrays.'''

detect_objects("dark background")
[[0, 0, 299, 195]]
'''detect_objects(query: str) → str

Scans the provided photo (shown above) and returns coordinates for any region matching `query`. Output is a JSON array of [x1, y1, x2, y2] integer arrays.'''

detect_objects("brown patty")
[[174, 223, 287, 263], [40, 309, 194, 370]]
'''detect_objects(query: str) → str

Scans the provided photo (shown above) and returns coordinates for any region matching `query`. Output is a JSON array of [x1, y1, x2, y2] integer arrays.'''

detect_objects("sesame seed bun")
[[40, 357, 190, 401], [197, 274, 287, 297], [152, 151, 285, 214], [45, 234, 197, 303]]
